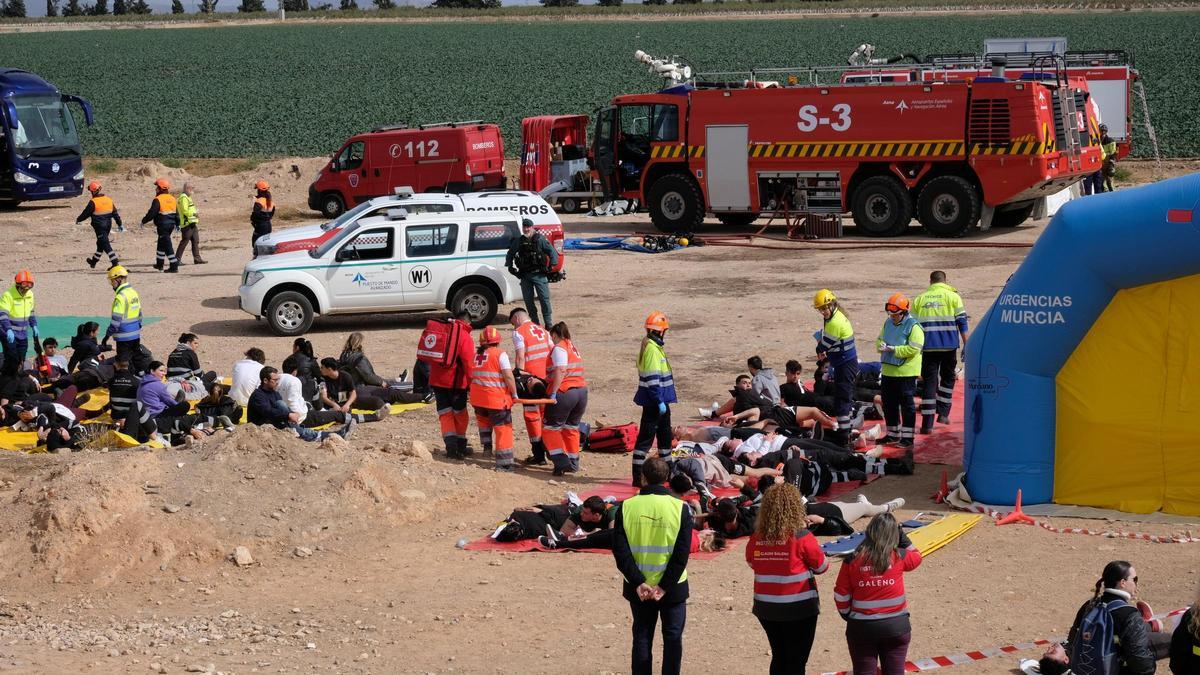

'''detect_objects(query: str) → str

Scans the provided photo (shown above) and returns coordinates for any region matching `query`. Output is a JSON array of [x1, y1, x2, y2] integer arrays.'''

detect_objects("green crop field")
[[0, 12, 1195, 158]]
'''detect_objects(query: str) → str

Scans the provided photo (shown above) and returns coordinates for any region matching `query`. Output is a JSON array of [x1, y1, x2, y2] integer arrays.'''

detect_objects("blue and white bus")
[[0, 68, 93, 207]]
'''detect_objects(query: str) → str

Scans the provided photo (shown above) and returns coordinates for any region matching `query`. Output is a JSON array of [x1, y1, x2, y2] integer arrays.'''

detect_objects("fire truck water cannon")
[[847, 43, 921, 67], [634, 50, 693, 85]]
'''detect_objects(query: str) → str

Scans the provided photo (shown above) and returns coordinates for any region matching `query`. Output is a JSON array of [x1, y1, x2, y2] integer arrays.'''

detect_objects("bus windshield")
[[10, 94, 81, 156]]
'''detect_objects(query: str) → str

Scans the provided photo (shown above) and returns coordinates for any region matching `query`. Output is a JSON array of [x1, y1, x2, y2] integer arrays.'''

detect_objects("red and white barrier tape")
[[953, 502, 1200, 544], [819, 607, 1189, 675]]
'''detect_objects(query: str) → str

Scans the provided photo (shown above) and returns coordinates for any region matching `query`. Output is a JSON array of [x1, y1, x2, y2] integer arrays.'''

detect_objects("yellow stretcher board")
[[906, 513, 982, 557]]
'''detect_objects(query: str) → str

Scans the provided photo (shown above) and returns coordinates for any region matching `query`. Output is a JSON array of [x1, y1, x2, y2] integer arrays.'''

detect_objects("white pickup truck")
[[239, 209, 527, 336]]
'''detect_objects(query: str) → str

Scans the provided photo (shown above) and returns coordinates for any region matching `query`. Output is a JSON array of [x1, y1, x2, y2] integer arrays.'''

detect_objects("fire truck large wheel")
[[716, 213, 759, 228], [648, 173, 705, 233], [991, 204, 1035, 228], [918, 176, 981, 238], [850, 176, 913, 237]]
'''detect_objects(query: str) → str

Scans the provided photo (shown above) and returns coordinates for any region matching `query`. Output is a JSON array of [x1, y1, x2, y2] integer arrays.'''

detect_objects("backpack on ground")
[[416, 319, 463, 367], [586, 423, 637, 453], [1069, 597, 1128, 675]]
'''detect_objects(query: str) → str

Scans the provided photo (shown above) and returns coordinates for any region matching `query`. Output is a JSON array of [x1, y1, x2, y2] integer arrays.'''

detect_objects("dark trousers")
[[758, 615, 818, 675], [519, 274, 552, 327], [629, 599, 686, 675], [919, 350, 957, 427], [848, 631, 911, 675], [116, 339, 150, 375], [155, 225, 177, 266], [880, 375, 917, 442], [1, 338, 27, 377], [632, 403, 672, 485], [831, 360, 859, 444], [252, 227, 271, 257], [302, 408, 345, 428], [90, 226, 120, 266], [175, 225, 202, 262]]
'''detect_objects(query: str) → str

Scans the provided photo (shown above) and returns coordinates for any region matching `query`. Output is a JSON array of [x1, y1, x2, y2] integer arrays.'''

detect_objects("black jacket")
[[1068, 590, 1156, 675], [612, 485, 692, 605], [167, 344, 202, 381], [1170, 607, 1199, 675], [339, 349, 385, 387], [293, 351, 321, 382], [68, 335, 109, 374], [247, 387, 290, 428], [108, 370, 139, 418], [197, 395, 241, 423]]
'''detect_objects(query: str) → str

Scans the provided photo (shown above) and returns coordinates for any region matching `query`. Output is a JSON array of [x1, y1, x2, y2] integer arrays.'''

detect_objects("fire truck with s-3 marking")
[[593, 50, 1104, 237]]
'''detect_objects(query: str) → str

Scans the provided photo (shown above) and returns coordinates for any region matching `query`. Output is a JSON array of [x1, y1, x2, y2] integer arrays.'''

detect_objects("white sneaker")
[[886, 497, 906, 512], [565, 491, 582, 508], [698, 407, 713, 419], [856, 494, 870, 504], [863, 425, 883, 441], [864, 446, 885, 460]]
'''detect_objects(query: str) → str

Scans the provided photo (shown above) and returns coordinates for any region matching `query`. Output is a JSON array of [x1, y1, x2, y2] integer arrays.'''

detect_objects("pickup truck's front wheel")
[[451, 283, 498, 328], [266, 291, 315, 336]]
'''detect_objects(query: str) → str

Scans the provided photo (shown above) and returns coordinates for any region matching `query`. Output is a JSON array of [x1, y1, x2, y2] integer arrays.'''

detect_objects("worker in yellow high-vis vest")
[[612, 457, 692, 675]]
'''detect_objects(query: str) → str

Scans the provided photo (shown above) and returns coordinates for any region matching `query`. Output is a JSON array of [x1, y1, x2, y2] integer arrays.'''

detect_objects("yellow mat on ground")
[[0, 428, 41, 452], [79, 389, 110, 412], [89, 430, 167, 450], [907, 513, 982, 557]]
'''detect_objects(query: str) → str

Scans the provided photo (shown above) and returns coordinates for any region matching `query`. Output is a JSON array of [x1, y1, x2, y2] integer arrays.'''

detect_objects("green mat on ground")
[[31, 316, 163, 344]]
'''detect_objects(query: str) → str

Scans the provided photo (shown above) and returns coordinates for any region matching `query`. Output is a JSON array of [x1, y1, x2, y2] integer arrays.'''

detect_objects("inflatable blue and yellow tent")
[[964, 174, 1200, 516]]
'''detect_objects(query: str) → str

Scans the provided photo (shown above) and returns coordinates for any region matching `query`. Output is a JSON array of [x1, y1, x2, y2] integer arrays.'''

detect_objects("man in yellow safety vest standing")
[[612, 456, 692, 675], [102, 265, 147, 374], [911, 271, 969, 433], [0, 270, 38, 377]]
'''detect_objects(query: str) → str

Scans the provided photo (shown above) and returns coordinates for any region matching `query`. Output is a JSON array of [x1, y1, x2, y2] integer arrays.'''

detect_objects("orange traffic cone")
[[930, 469, 949, 504], [996, 489, 1036, 526]]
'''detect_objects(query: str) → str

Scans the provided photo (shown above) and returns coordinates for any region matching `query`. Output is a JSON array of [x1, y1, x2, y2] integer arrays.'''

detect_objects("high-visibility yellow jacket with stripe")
[[818, 308, 857, 367], [877, 316, 924, 378], [911, 282, 968, 351], [177, 192, 198, 228], [0, 286, 37, 341], [618, 492, 687, 588], [635, 336, 676, 406], [106, 283, 142, 343]]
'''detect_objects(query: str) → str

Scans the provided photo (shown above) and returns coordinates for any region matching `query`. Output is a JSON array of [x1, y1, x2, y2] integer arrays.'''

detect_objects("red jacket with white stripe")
[[746, 529, 828, 621], [834, 544, 922, 636]]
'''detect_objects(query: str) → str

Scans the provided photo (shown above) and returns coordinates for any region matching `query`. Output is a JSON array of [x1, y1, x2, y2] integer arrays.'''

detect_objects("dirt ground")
[[0, 158, 1196, 674]]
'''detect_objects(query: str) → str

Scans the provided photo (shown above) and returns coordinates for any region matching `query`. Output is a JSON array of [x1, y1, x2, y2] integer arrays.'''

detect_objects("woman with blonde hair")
[[745, 483, 828, 674], [834, 512, 922, 675]]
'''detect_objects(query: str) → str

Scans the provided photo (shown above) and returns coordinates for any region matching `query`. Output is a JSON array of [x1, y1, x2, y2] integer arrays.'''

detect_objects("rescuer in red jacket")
[[430, 310, 476, 459], [834, 512, 923, 675], [745, 483, 829, 674]]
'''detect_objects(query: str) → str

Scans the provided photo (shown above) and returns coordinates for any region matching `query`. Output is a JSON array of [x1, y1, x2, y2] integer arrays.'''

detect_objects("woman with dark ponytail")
[[1066, 560, 1158, 675]]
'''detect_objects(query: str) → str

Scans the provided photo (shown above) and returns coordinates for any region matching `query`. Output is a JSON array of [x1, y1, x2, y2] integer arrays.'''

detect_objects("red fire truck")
[[596, 52, 1104, 237]]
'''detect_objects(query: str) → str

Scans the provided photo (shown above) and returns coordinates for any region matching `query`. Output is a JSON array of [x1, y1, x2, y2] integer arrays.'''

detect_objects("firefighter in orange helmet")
[[140, 178, 179, 273], [632, 311, 676, 487], [75, 180, 123, 269], [250, 180, 275, 258], [469, 325, 519, 472]]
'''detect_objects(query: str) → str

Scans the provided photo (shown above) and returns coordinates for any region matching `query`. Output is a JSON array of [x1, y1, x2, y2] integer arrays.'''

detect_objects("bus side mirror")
[[62, 95, 95, 126], [3, 101, 17, 130]]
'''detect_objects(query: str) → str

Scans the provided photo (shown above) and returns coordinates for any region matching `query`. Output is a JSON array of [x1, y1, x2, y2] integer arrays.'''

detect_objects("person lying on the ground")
[[747, 356, 781, 405], [281, 356, 348, 429], [249, 366, 354, 443], [196, 380, 239, 430], [491, 495, 616, 543], [804, 494, 907, 536], [779, 359, 837, 414], [705, 374, 773, 419], [722, 401, 836, 434], [673, 423, 767, 444], [539, 523, 727, 554], [13, 401, 83, 452], [700, 497, 757, 539], [338, 332, 407, 389], [317, 358, 391, 423]]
